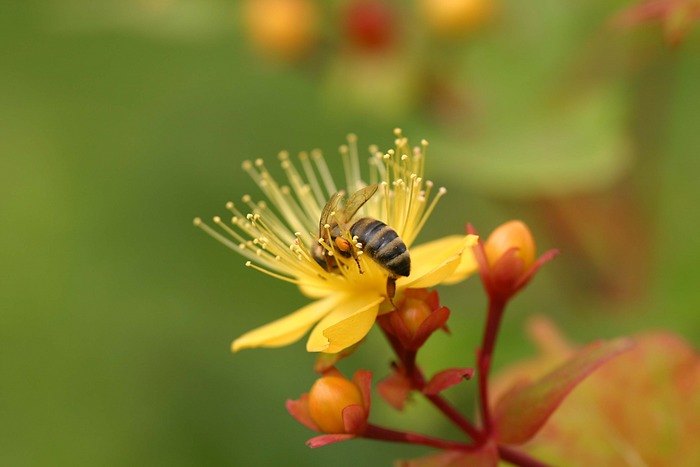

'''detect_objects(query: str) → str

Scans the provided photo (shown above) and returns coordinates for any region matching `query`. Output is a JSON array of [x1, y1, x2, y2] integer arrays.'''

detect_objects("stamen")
[[292, 232, 324, 273], [311, 148, 338, 195], [245, 261, 302, 285], [278, 151, 321, 226], [194, 217, 266, 264], [298, 151, 326, 207], [213, 216, 248, 245], [346, 133, 362, 193], [199, 132, 445, 296], [411, 186, 446, 245], [245, 160, 311, 236]]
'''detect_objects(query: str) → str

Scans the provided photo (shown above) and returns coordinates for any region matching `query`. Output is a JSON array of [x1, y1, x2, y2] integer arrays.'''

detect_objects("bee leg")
[[386, 276, 397, 307], [352, 253, 363, 274], [335, 236, 364, 273]]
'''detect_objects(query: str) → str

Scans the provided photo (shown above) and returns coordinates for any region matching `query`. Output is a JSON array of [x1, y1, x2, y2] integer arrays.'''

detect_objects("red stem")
[[387, 330, 483, 441], [477, 296, 506, 436], [424, 393, 483, 441], [363, 424, 473, 451]]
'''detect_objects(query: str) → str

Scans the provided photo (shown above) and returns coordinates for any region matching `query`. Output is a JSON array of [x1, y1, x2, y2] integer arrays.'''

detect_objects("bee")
[[312, 184, 410, 301]]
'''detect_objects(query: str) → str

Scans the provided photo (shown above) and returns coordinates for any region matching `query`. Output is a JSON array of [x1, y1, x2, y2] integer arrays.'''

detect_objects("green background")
[[2, 1, 699, 465]]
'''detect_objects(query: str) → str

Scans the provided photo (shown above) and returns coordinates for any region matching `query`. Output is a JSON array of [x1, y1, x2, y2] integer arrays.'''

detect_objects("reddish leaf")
[[397, 441, 498, 467], [378, 370, 412, 410], [423, 368, 474, 395], [352, 369, 373, 413], [494, 337, 633, 445], [286, 395, 319, 431], [306, 433, 356, 448]]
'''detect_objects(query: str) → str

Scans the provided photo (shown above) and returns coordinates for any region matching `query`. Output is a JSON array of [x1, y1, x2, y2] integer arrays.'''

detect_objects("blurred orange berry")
[[484, 220, 536, 272], [308, 376, 365, 433], [419, 0, 494, 37], [243, 0, 319, 61]]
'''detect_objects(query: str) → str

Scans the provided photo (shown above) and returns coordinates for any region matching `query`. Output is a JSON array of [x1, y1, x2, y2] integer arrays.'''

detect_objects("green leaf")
[[433, 86, 633, 198]]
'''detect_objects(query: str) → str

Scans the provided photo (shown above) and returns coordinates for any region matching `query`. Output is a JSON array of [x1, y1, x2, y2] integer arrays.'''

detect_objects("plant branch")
[[362, 424, 473, 451]]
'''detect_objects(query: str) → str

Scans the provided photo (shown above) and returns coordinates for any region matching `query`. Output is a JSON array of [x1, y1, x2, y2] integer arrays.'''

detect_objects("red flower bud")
[[378, 289, 450, 351]]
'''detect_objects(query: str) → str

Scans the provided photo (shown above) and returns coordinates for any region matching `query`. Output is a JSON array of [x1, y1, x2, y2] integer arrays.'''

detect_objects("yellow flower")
[[194, 129, 478, 353]]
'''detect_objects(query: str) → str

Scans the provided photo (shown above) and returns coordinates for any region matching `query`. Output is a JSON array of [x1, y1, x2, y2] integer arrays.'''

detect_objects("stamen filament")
[[298, 151, 326, 208], [245, 261, 302, 285], [311, 149, 337, 196], [410, 186, 446, 246]]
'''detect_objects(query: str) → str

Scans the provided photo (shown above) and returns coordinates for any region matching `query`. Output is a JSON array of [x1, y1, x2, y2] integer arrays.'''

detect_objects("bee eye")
[[335, 237, 352, 252]]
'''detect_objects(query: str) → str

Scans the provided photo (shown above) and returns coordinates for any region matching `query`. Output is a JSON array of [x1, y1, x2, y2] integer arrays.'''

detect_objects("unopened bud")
[[379, 289, 449, 351], [484, 220, 536, 271], [398, 297, 433, 336], [308, 376, 365, 433]]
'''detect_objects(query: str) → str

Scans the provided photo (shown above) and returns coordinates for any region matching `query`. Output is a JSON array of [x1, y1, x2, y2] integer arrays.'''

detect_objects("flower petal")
[[298, 278, 338, 299], [306, 293, 384, 353], [232, 295, 340, 351], [401, 235, 478, 290], [442, 238, 479, 285]]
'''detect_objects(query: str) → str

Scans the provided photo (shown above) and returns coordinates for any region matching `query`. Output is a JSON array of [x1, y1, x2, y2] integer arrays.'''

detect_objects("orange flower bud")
[[243, 0, 319, 61], [420, 0, 495, 37], [470, 221, 556, 300], [484, 220, 536, 272], [308, 376, 365, 433]]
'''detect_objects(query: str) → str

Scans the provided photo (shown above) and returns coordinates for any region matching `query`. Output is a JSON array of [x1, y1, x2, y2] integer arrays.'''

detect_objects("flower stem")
[[363, 424, 473, 451], [477, 296, 506, 436], [425, 393, 483, 441], [383, 328, 483, 441]]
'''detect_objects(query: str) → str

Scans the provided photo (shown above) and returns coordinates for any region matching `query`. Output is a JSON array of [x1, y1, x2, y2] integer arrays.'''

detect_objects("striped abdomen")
[[351, 217, 410, 277]]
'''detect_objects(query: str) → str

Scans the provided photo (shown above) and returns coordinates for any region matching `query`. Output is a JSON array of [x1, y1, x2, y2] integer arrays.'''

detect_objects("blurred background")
[[1, 0, 699, 465]]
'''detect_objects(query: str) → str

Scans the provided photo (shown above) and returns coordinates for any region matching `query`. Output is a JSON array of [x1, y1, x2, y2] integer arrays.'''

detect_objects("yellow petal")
[[232, 295, 339, 351], [298, 280, 338, 299], [442, 235, 479, 285], [400, 234, 478, 289], [306, 293, 384, 353]]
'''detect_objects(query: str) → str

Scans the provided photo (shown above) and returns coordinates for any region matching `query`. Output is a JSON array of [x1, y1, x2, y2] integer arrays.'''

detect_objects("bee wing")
[[340, 184, 378, 223], [319, 192, 344, 233]]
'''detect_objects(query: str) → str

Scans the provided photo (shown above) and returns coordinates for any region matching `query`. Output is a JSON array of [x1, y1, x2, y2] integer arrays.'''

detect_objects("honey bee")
[[312, 184, 410, 301]]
